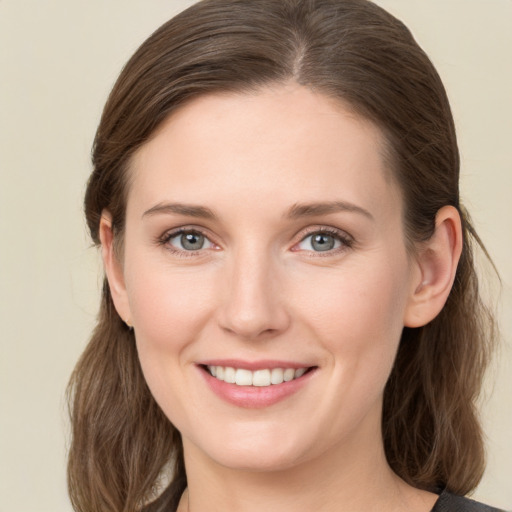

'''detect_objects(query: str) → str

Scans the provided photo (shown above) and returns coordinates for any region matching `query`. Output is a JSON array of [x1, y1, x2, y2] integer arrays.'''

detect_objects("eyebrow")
[[142, 200, 373, 221], [142, 202, 217, 220], [285, 201, 374, 220]]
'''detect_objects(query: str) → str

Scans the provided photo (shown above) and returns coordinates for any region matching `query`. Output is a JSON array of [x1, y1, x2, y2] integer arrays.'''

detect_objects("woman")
[[67, 1, 501, 511]]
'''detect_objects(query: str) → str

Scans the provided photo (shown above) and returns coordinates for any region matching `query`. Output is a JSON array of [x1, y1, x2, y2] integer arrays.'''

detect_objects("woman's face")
[[112, 84, 421, 471]]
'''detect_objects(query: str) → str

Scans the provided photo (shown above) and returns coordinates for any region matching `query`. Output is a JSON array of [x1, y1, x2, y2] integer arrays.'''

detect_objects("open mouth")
[[201, 365, 316, 387]]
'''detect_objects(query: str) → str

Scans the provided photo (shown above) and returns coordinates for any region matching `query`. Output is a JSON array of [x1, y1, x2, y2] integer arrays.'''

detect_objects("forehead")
[[128, 84, 401, 221]]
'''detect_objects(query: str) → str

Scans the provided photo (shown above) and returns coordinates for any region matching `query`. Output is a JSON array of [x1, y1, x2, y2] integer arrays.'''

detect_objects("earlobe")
[[404, 206, 463, 328], [99, 211, 133, 327]]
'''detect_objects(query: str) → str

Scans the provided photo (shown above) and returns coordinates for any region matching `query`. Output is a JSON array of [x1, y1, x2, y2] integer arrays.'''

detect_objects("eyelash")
[[294, 227, 354, 256], [157, 226, 354, 258], [157, 228, 216, 258]]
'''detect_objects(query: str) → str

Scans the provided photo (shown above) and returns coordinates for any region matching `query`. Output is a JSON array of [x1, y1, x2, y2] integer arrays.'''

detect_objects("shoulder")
[[432, 490, 506, 512]]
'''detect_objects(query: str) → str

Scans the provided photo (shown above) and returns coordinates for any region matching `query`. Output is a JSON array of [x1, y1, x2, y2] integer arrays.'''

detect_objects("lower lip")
[[199, 367, 315, 408]]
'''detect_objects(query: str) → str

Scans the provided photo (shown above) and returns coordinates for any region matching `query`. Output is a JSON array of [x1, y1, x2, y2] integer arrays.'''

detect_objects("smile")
[[207, 366, 308, 387]]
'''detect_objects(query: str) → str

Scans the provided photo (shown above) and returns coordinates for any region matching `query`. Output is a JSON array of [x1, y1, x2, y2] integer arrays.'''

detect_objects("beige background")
[[0, 1, 510, 511]]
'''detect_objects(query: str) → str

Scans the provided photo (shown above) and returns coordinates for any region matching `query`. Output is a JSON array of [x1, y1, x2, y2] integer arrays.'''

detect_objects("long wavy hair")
[[67, 1, 498, 511]]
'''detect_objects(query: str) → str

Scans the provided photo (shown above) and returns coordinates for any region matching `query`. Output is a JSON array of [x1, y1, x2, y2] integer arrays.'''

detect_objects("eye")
[[295, 229, 352, 253], [164, 229, 216, 252]]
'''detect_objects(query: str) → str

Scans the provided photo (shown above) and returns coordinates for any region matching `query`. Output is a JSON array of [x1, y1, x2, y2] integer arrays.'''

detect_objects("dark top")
[[164, 488, 506, 512], [432, 490, 505, 512]]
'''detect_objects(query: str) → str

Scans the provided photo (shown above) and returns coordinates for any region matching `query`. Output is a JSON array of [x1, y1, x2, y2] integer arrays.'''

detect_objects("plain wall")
[[0, 1, 510, 510]]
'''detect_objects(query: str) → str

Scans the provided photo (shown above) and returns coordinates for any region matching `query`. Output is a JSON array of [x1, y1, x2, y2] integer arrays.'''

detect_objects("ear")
[[404, 205, 463, 328], [99, 210, 133, 327]]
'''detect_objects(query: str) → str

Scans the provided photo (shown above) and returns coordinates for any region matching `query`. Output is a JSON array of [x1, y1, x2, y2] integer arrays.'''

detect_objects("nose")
[[217, 248, 290, 340]]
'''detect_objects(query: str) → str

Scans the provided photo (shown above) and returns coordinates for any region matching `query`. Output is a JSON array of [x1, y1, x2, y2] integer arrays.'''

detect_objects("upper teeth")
[[207, 366, 308, 387]]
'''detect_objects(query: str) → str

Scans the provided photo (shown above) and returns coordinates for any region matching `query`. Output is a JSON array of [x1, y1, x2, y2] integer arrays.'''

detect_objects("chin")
[[212, 448, 305, 473], [189, 427, 315, 473]]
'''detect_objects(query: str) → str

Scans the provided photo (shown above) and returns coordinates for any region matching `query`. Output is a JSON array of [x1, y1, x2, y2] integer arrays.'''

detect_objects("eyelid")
[[291, 226, 354, 254], [157, 226, 219, 256]]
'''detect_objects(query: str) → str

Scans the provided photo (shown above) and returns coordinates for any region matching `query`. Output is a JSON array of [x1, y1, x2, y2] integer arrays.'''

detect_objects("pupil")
[[312, 234, 334, 251], [182, 232, 204, 250]]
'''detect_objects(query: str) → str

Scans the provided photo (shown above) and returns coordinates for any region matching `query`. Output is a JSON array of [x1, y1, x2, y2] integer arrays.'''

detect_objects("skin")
[[100, 83, 462, 512]]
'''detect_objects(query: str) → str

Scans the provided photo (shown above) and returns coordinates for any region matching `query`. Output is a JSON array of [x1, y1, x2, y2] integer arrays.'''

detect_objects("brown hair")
[[67, 0, 498, 510]]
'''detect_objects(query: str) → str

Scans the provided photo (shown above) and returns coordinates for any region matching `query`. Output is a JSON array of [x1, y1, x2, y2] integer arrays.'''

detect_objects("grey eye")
[[310, 233, 336, 251], [168, 231, 214, 251], [180, 232, 205, 250], [297, 232, 343, 252]]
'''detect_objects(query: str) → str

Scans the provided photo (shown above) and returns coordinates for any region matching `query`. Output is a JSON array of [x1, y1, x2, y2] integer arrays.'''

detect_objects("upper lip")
[[197, 359, 315, 371]]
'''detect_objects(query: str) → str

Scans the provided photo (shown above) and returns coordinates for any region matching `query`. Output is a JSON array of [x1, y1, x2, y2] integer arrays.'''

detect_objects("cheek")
[[125, 259, 216, 351], [290, 259, 410, 439], [124, 261, 219, 424], [294, 255, 410, 383], [123, 258, 220, 419], [300, 262, 407, 340]]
